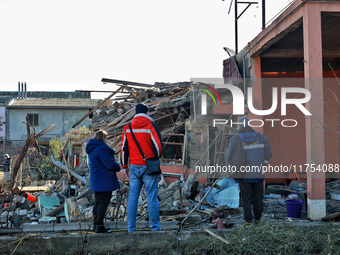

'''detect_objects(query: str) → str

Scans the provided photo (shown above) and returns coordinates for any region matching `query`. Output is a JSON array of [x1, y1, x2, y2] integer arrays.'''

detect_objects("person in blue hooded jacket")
[[85, 130, 121, 233], [226, 116, 272, 223]]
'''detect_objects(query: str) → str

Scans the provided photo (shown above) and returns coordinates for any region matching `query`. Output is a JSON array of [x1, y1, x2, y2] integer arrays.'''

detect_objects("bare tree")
[[10, 117, 55, 190]]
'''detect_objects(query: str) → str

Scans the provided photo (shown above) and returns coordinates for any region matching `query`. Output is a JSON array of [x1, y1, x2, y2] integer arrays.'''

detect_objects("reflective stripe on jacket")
[[227, 127, 272, 183], [121, 113, 163, 168]]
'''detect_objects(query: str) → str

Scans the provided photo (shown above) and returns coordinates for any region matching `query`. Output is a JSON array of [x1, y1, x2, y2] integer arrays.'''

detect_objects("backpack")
[[226, 135, 246, 179]]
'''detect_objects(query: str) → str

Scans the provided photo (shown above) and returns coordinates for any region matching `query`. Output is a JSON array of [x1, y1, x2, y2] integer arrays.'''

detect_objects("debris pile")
[[0, 167, 212, 230], [1, 79, 340, 234], [89, 82, 192, 166]]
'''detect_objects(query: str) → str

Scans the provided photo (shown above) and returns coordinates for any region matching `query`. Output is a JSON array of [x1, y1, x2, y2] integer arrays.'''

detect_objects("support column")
[[303, 5, 326, 220], [248, 56, 264, 134]]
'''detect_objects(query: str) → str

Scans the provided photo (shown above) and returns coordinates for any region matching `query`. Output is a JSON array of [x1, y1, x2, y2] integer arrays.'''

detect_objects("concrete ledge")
[[1, 222, 340, 254], [21, 220, 178, 233], [0, 230, 209, 254]]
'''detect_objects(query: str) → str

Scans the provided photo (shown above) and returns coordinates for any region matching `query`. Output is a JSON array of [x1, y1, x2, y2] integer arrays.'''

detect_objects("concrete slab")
[[22, 220, 178, 233], [0, 229, 220, 255], [3, 223, 340, 255], [38, 216, 57, 223], [19, 186, 50, 192]]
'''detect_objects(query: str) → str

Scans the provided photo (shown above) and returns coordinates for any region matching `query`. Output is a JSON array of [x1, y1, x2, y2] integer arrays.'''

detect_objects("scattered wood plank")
[[105, 108, 135, 129], [177, 179, 219, 233], [101, 78, 153, 88], [72, 86, 122, 128], [204, 228, 230, 244], [61, 151, 71, 183], [148, 88, 189, 106], [161, 213, 188, 221], [321, 212, 340, 222]]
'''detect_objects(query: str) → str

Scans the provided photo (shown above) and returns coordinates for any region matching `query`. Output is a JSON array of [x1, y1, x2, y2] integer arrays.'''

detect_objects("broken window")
[[27, 113, 39, 126]]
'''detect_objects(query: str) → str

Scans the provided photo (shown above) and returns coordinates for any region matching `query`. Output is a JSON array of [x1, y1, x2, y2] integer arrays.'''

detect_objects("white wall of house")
[[6, 108, 92, 143]]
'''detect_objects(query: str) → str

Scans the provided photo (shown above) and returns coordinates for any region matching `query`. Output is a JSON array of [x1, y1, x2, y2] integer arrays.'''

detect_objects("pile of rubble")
[[3, 79, 340, 233], [0, 79, 236, 232], [88, 81, 192, 163], [0, 146, 246, 231], [0, 169, 211, 230], [2, 165, 340, 232]]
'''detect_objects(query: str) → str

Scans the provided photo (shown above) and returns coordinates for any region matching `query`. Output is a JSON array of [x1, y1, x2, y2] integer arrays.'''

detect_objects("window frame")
[[27, 113, 39, 127]]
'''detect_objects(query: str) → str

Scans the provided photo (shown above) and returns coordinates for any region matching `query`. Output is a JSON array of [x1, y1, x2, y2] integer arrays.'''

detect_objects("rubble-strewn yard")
[[1, 80, 340, 255]]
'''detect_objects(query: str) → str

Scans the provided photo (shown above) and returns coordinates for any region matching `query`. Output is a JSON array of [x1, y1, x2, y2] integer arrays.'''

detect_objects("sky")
[[0, 0, 292, 99]]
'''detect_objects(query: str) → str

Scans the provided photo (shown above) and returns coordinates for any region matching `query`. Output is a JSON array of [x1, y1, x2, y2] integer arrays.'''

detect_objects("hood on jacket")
[[238, 128, 261, 144], [86, 138, 114, 155], [131, 113, 154, 128]]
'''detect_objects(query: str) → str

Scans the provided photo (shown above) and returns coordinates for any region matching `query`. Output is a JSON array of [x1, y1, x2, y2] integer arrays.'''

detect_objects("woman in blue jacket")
[[85, 130, 120, 233]]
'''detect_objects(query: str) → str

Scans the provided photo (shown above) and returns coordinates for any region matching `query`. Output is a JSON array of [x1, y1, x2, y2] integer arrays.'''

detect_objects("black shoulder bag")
[[129, 123, 162, 175]]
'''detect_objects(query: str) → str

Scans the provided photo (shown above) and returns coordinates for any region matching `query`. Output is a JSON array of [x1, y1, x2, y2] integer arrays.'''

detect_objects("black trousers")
[[93, 191, 112, 227], [239, 181, 264, 223]]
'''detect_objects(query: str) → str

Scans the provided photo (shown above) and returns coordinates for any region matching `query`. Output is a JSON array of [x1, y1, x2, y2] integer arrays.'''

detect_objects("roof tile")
[[8, 98, 101, 108]]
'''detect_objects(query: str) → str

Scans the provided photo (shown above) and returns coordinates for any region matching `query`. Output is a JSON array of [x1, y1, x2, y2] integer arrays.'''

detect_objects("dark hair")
[[94, 130, 108, 141]]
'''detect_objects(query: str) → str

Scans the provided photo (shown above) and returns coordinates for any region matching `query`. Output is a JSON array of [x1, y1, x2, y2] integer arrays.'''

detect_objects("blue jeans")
[[128, 165, 161, 232]]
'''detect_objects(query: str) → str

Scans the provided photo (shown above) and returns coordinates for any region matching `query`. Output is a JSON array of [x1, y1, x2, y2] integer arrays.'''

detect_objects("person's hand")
[[124, 167, 129, 177]]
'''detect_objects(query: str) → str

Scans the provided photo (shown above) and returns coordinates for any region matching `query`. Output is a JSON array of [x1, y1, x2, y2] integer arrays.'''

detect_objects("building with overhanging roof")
[[6, 98, 101, 145], [221, 0, 340, 220]]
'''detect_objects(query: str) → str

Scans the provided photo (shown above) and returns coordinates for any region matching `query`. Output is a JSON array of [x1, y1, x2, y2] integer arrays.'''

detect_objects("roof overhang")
[[248, 0, 340, 72]]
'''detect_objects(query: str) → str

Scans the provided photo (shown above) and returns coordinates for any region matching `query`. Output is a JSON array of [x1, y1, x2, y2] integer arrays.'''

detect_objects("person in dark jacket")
[[226, 116, 272, 223], [85, 130, 121, 233], [120, 103, 163, 232], [2, 154, 11, 181]]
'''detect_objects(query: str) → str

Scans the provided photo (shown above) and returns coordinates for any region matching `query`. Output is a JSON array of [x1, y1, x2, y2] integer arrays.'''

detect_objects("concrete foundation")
[[1, 221, 340, 254], [307, 199, 326, 220], [0, 230, 212, 255]]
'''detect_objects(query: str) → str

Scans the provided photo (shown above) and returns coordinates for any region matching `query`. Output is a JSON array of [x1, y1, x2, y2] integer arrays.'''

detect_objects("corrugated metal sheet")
[[8, 98, 101, 108], [223, 57, 242, 83]]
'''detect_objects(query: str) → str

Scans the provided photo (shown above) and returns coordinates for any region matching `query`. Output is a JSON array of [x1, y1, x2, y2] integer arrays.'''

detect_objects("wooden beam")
[[204, 228, 230, 244], [75, 90, 134, 94], [72, 86, 122, 128], [261, 49, 340, 58], [148, 89, 190, 106], [104, 108, 135, 129], [162, 133, 185, 136], [61, 151, 71, 183], [104, 89, 189, 129], [251, 18, 303, 57], [101, 78, 153, 88], [163, 142, 184, 145]]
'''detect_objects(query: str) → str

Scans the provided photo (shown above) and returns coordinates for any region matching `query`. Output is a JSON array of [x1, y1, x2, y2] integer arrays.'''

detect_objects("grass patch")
[[183, 223, 340, 255]]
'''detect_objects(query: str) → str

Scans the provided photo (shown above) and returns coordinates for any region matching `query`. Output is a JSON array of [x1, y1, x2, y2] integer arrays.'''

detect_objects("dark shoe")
[[95, 226, 108, 233]]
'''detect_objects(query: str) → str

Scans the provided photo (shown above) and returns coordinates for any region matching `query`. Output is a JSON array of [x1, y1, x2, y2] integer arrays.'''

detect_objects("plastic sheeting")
[[205, 179, 240, 208]]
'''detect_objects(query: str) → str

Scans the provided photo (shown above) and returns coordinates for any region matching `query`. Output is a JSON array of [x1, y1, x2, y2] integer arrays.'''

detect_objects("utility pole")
[[262, 0, 266, 30], [235, 1, 238, 54], [226, 0, 259, 54]]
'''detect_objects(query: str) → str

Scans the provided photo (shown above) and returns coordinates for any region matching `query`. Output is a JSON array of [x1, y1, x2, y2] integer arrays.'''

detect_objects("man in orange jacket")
[[121, 103, 163, 232]]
